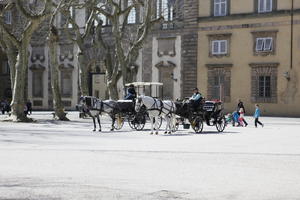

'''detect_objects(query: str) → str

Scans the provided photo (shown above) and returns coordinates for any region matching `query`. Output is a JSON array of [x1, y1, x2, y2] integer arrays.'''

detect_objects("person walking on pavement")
[[26, 100, 32, 115], [254, 104, 264, 128], [237, 99, 248, 126]]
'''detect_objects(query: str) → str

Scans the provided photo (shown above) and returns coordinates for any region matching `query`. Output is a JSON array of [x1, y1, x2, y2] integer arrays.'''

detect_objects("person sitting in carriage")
[[189, 88, 203, 111], [124, 84, 137, 100]]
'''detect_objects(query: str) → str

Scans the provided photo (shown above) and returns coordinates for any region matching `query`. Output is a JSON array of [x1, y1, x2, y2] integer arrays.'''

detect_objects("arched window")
[[127, 0, 136, 24]]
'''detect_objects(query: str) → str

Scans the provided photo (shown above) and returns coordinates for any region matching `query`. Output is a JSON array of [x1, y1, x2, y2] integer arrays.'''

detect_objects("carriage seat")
[[203, 101, 222, 112], [116, 100, 135, 112]]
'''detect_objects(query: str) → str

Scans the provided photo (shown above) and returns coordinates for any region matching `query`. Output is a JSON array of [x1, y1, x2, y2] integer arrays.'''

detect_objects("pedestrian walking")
[[237, 99, 248, 126], [26, 100, 32, 115], [254, 104, 264, 128]]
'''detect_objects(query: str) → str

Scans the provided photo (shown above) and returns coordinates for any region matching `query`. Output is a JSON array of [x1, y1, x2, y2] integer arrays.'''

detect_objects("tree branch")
[[0, 21, 21, 48]]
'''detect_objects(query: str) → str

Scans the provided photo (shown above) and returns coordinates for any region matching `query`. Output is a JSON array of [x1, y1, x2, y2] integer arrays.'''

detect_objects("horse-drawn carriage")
[[77, 82, 164, 132], [78, 80, 226, 133], [175, 99, 226, 133]]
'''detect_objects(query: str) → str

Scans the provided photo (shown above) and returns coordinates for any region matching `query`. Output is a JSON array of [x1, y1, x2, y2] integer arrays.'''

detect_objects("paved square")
[[0, 112, 300, 200]]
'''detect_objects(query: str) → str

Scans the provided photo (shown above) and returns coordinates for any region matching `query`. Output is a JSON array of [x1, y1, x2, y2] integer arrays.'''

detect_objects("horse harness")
[[147, 97, 174, 116]]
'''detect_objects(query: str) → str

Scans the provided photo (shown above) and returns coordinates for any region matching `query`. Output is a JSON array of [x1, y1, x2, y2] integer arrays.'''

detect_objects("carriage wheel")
[[128, 115, 135, 130], [216, 116, 226, 132], [133, 113, 146, 131], [191, 117, 203, 133], [114, 115, 124, 130]]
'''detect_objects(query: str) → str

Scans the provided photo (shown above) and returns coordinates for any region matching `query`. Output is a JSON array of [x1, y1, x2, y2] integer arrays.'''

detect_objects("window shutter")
[[214, 3, 220, 16], [220, 3, 226, 16], [264, 38, 273, 50], [266, 0, 272, 11], [220, 41, 227, 53], [258, 0, 264, 12], [212, 41, 219, 54], [256, 38, 264, 51], [221, 0, 227, 16]]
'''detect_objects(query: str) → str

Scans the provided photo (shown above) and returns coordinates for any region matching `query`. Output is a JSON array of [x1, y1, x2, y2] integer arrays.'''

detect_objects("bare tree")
[[60, 0, 161, 100], [60, 0, 98, 97], [48, 0, 69, 121], [95, 0, 162, 99], [0, 0, 52, 121]]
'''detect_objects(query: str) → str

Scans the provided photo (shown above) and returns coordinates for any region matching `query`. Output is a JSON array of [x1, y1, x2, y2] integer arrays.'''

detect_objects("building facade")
[[198, 0, 300, 116], [141, 0, 199, 100]]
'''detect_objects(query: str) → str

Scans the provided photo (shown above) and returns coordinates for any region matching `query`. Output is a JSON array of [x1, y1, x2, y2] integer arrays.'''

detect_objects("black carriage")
[[175, 99, 226, 133], [78, 96, 148, 131], [113, 100, 147, 131]]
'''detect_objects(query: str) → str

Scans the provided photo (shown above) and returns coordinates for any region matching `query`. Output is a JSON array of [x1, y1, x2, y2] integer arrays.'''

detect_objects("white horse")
[[79, 96, 119, 131], [135, 95, 176, 135]]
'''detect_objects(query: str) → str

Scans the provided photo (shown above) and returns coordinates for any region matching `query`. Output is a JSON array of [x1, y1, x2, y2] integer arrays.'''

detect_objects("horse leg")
[[166, 115, 172, 134], [92, 117, 96, 132], [164, 115, 169, 134], [110, 114, 115, 131], [150, 116, 154, 135], [97, 115, 101, 132], [155, 116, 159, 135], [171, 115, 176, 133], [168, 115, 173, 134]]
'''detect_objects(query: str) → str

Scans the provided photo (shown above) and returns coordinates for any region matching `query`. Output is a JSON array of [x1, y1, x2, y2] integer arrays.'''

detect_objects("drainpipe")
[[290, 0, 294, 70]]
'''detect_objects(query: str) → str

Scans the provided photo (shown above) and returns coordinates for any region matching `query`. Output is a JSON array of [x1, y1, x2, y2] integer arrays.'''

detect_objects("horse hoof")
[[168, 132, 171, 134], [110, 129, 114, 131], [98, 130, 101, 132], [155, 132, 158, 135], [93, 129, 96, 132], [150, 132, 153, 135], [164, 131, 167, 134]]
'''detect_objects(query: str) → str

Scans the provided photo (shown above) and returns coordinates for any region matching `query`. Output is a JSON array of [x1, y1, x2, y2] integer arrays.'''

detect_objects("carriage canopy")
[[125, 82, 163, 98]]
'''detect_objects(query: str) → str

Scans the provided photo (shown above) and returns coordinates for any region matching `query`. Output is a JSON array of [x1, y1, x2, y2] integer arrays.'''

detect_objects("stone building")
[[94, 0, 200, 100], [139, 0, 199, 100], [198, 0, 300, 116]]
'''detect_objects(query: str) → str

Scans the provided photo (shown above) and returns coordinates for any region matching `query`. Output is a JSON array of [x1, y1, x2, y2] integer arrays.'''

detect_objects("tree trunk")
[[49, 29, 69, 121], [6, 42, 18, 91], [78, 52, 90, 96], [10, 42, 31, 122], [107, 79, 119, 100]]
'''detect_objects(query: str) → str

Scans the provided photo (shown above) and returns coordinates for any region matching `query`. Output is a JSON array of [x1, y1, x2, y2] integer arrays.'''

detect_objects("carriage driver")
[[124, 84, 137, 100], [189, 87, 203, 111]]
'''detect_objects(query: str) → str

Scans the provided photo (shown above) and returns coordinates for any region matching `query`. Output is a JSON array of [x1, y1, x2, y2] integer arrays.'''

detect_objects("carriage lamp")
[[170, 73, 178, 82]]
